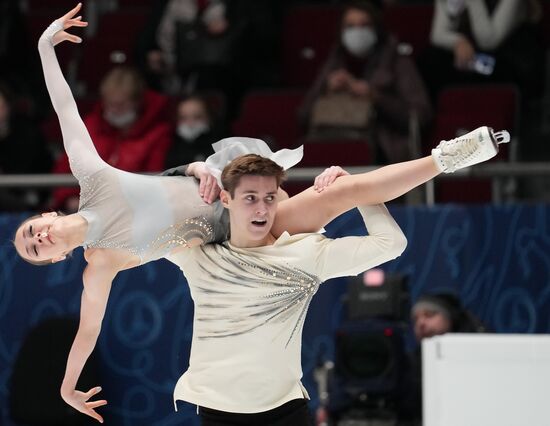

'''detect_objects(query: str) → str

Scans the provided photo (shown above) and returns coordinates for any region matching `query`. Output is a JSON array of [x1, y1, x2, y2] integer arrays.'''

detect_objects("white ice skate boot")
[[431, 126, 510, 173]]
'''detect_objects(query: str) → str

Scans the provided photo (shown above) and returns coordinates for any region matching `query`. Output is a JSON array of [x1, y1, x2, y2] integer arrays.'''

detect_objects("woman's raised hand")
[[51, 3, 88, 46]]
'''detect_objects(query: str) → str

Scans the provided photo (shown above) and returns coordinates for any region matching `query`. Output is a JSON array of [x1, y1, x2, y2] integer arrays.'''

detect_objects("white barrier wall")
[[423, 334, 550, 426]]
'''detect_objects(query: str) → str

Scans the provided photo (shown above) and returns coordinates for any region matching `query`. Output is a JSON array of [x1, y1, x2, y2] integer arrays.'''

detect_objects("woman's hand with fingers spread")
[[51, 3, 88, 46], [314, 166, 350, 192], [195, 163, 221, 204], [185, 162, 222, 204], [61, 386, 107, 423]]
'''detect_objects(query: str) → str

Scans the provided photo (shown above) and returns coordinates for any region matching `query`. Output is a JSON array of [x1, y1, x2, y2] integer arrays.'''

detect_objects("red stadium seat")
[[25, 0, 81, 12], [115, 0, 154, 8], [281, 5, 342, 87], [41, 96, 99, 146], [282, 139, 372, 196], [77, 10, 148, 94], [430, 84, 520, 203], [300, 140, 372, 167], [232, 90, 306, 149]]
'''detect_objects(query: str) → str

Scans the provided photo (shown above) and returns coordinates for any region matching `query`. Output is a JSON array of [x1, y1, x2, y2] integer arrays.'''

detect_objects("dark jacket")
[[300, 35, 432, 164]]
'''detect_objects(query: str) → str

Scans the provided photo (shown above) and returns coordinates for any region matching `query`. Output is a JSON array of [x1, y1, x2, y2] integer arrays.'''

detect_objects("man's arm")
[[315, 204, 407, 281]]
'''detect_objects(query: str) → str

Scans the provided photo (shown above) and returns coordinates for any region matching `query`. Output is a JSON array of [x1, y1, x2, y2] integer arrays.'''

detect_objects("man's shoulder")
[[167, 242, 227, 262]]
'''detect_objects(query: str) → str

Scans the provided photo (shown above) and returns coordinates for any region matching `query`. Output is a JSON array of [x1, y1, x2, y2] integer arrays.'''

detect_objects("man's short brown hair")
[[221, 154, 286, 197]]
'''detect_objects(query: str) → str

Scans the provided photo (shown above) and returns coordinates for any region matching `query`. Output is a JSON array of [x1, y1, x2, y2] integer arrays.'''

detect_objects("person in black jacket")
[[164, 95, 226, 169]]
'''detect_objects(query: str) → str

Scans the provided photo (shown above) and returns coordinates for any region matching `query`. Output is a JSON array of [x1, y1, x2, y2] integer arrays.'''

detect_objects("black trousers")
[[199, 398, 313, 426]]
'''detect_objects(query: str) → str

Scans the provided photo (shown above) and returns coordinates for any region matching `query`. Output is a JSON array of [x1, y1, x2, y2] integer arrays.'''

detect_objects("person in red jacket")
[[51, 66, 172, 212]]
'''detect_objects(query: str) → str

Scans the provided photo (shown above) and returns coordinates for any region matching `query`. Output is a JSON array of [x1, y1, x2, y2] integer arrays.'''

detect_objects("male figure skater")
[[168, 154, 408, 425]]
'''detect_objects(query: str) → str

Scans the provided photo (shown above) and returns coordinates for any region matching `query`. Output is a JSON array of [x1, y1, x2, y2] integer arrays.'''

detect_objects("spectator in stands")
[[51, 66, 172, 212], [136, 0, 277, 113], [137, 0, 243, 92], [397, 291, 487, 424], [0, 1, 47, 117], [299, 0, 432, 164], [0, 84, 52, 211], [164, 94, 226, 169], [419, 0, 544, 101]]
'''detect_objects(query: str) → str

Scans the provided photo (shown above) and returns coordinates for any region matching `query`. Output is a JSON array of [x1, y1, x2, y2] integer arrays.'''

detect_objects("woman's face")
[[176, 99, 210, 141], [341, 8, 377, 57], [342, 8, 373, 30], [102, 89, 138, 129], [177, 99, 209, 127], [14, 213, 69, 263]]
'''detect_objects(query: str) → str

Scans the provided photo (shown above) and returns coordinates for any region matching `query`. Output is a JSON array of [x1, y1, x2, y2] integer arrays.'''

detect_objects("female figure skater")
[[13, 4, 508, 422]]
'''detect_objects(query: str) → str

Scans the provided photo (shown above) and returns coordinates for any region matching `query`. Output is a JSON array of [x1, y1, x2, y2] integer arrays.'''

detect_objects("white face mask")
[[104, 109, 137, 128], [341, 26, 378, 57], [177, 122, 209, 141]]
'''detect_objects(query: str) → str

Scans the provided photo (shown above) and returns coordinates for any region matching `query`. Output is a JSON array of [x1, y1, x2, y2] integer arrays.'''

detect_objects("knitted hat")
[[411, 292, 463, 331]]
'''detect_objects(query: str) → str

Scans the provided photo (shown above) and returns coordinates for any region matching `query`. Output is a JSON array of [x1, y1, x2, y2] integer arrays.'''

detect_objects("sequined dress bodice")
[[78, 165, 228, 264], [37, 22, 229, 264]]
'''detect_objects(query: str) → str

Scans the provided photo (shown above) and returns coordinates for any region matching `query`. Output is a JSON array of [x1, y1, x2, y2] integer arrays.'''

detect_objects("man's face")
[[221, 175, 279, 247], [413, 308, 451, 341]]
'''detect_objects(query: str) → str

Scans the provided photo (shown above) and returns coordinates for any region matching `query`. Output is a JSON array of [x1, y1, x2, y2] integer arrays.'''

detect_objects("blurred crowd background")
[[2, 1, 550, 425], [1, 0, 549, 212]]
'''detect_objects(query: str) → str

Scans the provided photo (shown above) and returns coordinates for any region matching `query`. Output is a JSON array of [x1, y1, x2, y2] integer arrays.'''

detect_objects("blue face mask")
[[341, 26, 378, 57]]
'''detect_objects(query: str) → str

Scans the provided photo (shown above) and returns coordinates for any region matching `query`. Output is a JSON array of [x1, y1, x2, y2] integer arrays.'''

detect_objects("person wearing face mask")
[[165, 95, 226, 169], [51, 66, 172, 212], [299, 0, 432, 165]]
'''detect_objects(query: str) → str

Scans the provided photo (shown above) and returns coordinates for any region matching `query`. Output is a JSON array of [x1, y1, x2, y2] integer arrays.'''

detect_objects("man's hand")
[[61, 386, 107, 423], [314, 166, 350, 192]]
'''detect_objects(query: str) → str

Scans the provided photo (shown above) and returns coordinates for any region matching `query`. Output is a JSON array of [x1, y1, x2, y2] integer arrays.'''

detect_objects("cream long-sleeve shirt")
[[168, 203, 407, 413], [431, 0, 526, 51]]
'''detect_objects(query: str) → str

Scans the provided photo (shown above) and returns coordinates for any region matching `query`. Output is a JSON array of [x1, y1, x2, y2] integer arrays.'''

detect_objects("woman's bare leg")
[[272, 156, 439, 236]]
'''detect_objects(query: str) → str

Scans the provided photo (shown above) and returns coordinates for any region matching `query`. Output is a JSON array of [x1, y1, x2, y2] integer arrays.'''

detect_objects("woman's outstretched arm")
[[272, 156, 439, 236], [60, 253, 120, 423], [37, 4, 106, 179]]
